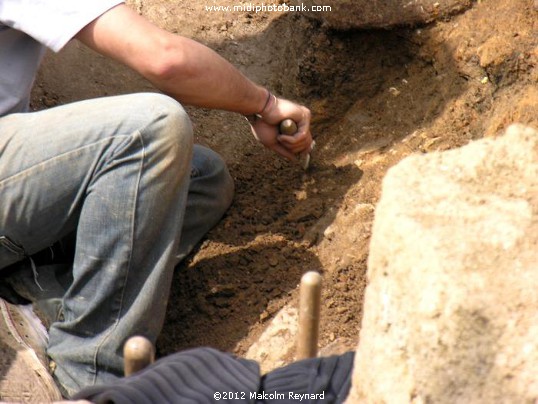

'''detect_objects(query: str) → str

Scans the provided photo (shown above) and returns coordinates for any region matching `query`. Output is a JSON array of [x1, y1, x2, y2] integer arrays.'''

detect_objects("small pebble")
[[260, 311, 270, 321], [388, 87, 401, 96]]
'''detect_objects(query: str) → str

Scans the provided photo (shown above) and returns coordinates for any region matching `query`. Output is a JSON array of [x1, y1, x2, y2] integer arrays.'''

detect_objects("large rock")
[[293, 0, 472, 30], [348, 124, 538, 403]]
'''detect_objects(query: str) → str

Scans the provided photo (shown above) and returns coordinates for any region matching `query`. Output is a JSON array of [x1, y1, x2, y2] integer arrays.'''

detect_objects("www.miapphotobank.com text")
[[205, 3, 331, 13]]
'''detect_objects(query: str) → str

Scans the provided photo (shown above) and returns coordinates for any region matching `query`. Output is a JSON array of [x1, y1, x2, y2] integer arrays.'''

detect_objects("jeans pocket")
[[0, 235, 26, 270]]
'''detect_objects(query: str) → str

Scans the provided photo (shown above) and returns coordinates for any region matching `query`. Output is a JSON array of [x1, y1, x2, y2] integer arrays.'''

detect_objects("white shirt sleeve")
[[0, 0, 124, 52]]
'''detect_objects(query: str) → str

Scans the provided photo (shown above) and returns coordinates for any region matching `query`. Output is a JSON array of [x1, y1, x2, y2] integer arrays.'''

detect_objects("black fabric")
[[73, 347, 260, 404], [259, 352, 354, 403], [0, 278, 31, 304], [73, 348, 355, 404]]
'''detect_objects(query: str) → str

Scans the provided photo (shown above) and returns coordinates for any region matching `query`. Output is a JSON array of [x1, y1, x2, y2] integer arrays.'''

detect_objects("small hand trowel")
[[279, 119, 315, 170]]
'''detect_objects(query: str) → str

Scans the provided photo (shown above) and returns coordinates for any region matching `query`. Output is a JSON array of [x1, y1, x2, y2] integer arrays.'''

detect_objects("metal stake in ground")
[[123, 335, 155, 377], [297, 271, 322, 360]]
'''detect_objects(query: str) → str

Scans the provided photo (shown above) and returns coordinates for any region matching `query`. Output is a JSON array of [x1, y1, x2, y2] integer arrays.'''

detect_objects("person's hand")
[[248, 96, 313, 161]]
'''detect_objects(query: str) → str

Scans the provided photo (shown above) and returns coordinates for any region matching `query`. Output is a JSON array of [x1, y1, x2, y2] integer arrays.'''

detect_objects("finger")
[[277, 136, 312, 154], [278, 131, 312, 145], [277, 134, 303, 144], [271, 143, 298, 161]]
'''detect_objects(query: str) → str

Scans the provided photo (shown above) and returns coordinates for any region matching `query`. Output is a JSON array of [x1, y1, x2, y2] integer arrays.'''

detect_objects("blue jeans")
[[0, 93, 234, 396]]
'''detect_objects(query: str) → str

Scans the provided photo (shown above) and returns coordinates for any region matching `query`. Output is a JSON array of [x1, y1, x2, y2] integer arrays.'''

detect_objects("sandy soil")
[[32, 0, 538, 364]]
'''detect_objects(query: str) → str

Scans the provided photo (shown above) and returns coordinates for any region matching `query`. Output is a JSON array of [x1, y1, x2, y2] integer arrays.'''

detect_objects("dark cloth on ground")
[[73, 347, 355, 404]]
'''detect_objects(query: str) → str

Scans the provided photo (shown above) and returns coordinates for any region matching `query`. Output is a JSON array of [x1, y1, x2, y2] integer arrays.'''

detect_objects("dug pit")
[[31, 0, 538, 370]]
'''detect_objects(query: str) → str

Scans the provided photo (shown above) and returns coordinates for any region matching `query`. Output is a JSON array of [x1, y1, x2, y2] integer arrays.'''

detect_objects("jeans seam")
[[0, 135, 130, 188], [90, 129, 146, 383]]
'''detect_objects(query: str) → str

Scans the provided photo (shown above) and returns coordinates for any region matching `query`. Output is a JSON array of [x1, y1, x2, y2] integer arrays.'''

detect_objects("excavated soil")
[[31, 0, 537, 365]]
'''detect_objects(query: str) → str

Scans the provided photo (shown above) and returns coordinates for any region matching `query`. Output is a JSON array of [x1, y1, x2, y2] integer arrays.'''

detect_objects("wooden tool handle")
[[123, 336, 155, 376], [279, 119, 298, 135], [297, 271, 322, 360]]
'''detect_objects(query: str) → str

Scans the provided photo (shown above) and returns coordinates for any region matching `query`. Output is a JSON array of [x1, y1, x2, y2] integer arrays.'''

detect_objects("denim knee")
[[131, 93, 193, 165]]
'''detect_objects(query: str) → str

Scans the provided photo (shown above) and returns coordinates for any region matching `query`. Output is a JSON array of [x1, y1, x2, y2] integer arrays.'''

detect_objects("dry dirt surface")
[[32, 0, 537, 363]]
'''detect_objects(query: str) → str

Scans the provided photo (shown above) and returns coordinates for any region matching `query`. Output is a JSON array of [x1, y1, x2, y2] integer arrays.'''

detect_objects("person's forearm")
[[76, 5, 267, 115], [147, 36, 268, 115]]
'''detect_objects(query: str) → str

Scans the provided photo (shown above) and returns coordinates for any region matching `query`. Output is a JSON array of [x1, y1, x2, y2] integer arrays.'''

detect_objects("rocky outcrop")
[[348, 124, 538, 403], [293, 0, 473, 30]]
